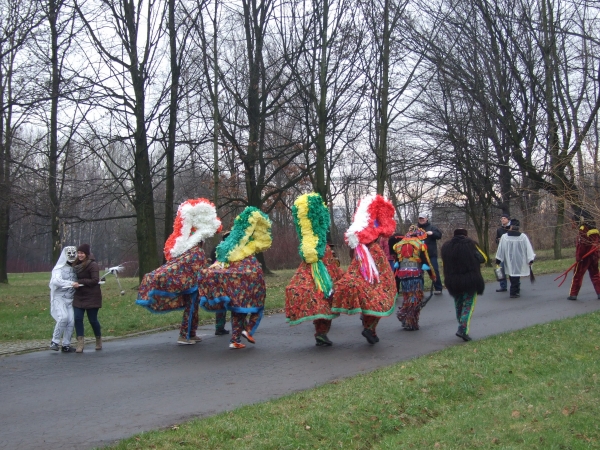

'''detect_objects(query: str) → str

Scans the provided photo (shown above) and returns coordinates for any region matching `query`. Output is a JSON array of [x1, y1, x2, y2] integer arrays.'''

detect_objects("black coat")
[[441, 236, 485, 297], [420, 221, 442, 258]]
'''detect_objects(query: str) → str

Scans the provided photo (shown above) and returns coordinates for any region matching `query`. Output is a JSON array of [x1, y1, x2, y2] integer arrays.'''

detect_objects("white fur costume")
[[49, 247, 78, 346]]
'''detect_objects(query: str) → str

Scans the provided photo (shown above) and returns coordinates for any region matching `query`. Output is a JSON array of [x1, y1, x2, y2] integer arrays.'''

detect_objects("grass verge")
[[0, 250, 573, 343], [107, 310, 600, 449]]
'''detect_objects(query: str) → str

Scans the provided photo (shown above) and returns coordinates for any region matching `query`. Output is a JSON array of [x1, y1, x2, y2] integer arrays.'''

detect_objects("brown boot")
[[75, 336, 84, 353], [95, 336, 102, 351]]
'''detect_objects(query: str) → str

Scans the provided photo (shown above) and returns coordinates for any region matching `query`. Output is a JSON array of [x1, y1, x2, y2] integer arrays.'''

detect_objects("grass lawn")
[[0, 248, 573, 343], [106, 310, 600, 449]]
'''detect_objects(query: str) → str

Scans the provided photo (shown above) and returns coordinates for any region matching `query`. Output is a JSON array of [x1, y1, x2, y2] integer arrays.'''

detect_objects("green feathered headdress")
[[215, 207, 272, 263], [292, 193, 333, 295]]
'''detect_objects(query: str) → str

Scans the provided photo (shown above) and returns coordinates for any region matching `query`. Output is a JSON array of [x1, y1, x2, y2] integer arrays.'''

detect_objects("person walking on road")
[[49, 246, 78, 352], [72, 244, 103, 353], [393, 225, 436, 331], [567, 209, 600, 301], [495, 220, 535, 298], [441, 229, 486, 342], [495, 213, 511, 293], [417, 213, 443, 294], [333, 194, 397, 345], [285, 193, 344, 346]]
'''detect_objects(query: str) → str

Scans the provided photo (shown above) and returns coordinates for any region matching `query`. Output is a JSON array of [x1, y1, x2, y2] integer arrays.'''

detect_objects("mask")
[[65, 246, 77, 263]]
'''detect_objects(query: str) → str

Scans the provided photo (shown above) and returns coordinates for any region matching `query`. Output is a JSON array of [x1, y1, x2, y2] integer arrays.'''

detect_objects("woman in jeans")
[[71, 243, 102, 353]]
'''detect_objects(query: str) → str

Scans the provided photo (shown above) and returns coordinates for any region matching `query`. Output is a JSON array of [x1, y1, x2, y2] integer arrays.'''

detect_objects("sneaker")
[[456, 330, 472, 341], [315, 334, 333, 346], [229, 342, 246, 349], [496, 289, 507, 292], [241, 330, 255, 344], [50, 341, 60, 351], [509, 294, 520, 298], [215, 328, 230, 335], [434, 290, 442, 295], [190, 335, 202, 342], [361, 328, 378, 344], [61, 345, 76, 353], [177, 337, 195, 345], [567, 296, 577, 301]]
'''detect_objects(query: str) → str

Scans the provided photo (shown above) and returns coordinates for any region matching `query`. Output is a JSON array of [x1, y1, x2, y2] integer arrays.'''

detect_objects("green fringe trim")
[[311, 260, 333, 295], [286, 313, 340, 326]]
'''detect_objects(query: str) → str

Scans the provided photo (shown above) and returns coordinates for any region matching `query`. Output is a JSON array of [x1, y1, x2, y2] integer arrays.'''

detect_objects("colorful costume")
[[568, 212, 600, 300], [332, 194, 397, 344], [285, 193, 344, 346], [136, 199, 222, 343], [393, 226, 435, 331], [441, 229, 486, 341], [49, 246, 78, 352], [199, 207, 272, 349]]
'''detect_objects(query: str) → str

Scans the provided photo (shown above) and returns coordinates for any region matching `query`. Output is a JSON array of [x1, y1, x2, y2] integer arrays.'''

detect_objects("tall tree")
[[75, 0, 165, 278], [0, 0, 42, 282]]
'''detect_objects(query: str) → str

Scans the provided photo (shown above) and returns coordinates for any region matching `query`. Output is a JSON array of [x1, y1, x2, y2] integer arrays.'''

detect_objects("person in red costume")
[[568, 208, 600, 301]]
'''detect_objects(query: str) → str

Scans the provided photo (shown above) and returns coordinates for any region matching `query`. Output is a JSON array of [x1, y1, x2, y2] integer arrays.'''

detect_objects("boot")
[[95, 336, 102, 351], [75, 336, 84, 353]]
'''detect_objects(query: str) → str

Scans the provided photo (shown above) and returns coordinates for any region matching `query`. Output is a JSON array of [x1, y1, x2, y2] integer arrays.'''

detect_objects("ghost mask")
[[65, 246, 77, 263]]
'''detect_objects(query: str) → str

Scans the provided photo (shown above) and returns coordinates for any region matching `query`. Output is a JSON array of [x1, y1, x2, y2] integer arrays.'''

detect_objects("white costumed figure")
[[49, 246, 78, 352]]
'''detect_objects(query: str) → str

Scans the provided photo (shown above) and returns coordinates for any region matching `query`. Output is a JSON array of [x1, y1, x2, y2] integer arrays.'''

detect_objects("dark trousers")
[[430, 257, 443, 291], [509, 276, 520, 296], [74, 307, 101, 337]]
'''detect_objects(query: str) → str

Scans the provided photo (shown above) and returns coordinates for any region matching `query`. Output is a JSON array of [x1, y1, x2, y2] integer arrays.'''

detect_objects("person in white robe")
[[495, 219, 535, 298], [49, 246, 78, 352]]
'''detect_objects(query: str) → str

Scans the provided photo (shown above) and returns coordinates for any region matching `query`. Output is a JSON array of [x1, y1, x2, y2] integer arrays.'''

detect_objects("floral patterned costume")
[[136, 246, 207, 339], [286, 246, 344, 338], [332, 242, 396, 320], [199, 206, 272, 348], [137, 198, 222, 343], [199, 255, 266, 343]]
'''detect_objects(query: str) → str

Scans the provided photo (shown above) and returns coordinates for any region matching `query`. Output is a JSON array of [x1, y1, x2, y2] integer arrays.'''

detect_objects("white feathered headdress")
[[164, 198, 222, 260]]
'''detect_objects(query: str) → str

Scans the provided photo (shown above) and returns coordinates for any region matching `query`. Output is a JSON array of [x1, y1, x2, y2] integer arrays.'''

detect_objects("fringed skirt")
[[397, 276, 424, 330]]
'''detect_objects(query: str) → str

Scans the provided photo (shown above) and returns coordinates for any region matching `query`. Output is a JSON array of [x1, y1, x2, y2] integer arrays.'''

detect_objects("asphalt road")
[[2, 273, 600, 450]]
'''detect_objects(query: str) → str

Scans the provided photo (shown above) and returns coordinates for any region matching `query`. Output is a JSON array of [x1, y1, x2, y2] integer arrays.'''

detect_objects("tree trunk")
[[48, 0, 62, 263], [163, 0, 180, 259], [376, 0, 390, 195]]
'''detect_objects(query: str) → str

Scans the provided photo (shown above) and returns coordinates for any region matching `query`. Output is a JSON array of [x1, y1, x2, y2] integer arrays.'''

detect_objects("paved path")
[[1, 274, 599, 450]]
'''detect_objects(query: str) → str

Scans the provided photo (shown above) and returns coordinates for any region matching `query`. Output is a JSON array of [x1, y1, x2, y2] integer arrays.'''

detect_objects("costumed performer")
[[441, 228, 486, 341], [49, 246, 78, 352], [332, 194, 397, 344], [285, 193, 344, 346], [200, 206, 272, 349], [393, 225, 436, 331], [567, 208, 600, 301], [136, 198, 222, 345]]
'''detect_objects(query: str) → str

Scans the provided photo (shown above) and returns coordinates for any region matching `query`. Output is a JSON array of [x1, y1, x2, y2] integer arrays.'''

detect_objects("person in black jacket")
[[441, 229, 486, 341], [417, 213, 443, 293], [495, 213, 511, 292]]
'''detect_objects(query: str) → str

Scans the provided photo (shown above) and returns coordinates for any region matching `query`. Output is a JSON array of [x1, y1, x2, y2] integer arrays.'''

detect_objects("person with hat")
[[495, 219, 535, 298], [495, 213, 512, 292], [441, 229, 487, 341], [417, 213, 443, 294], [71, 243, 103, 353], [567, 209, 600, 301]]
